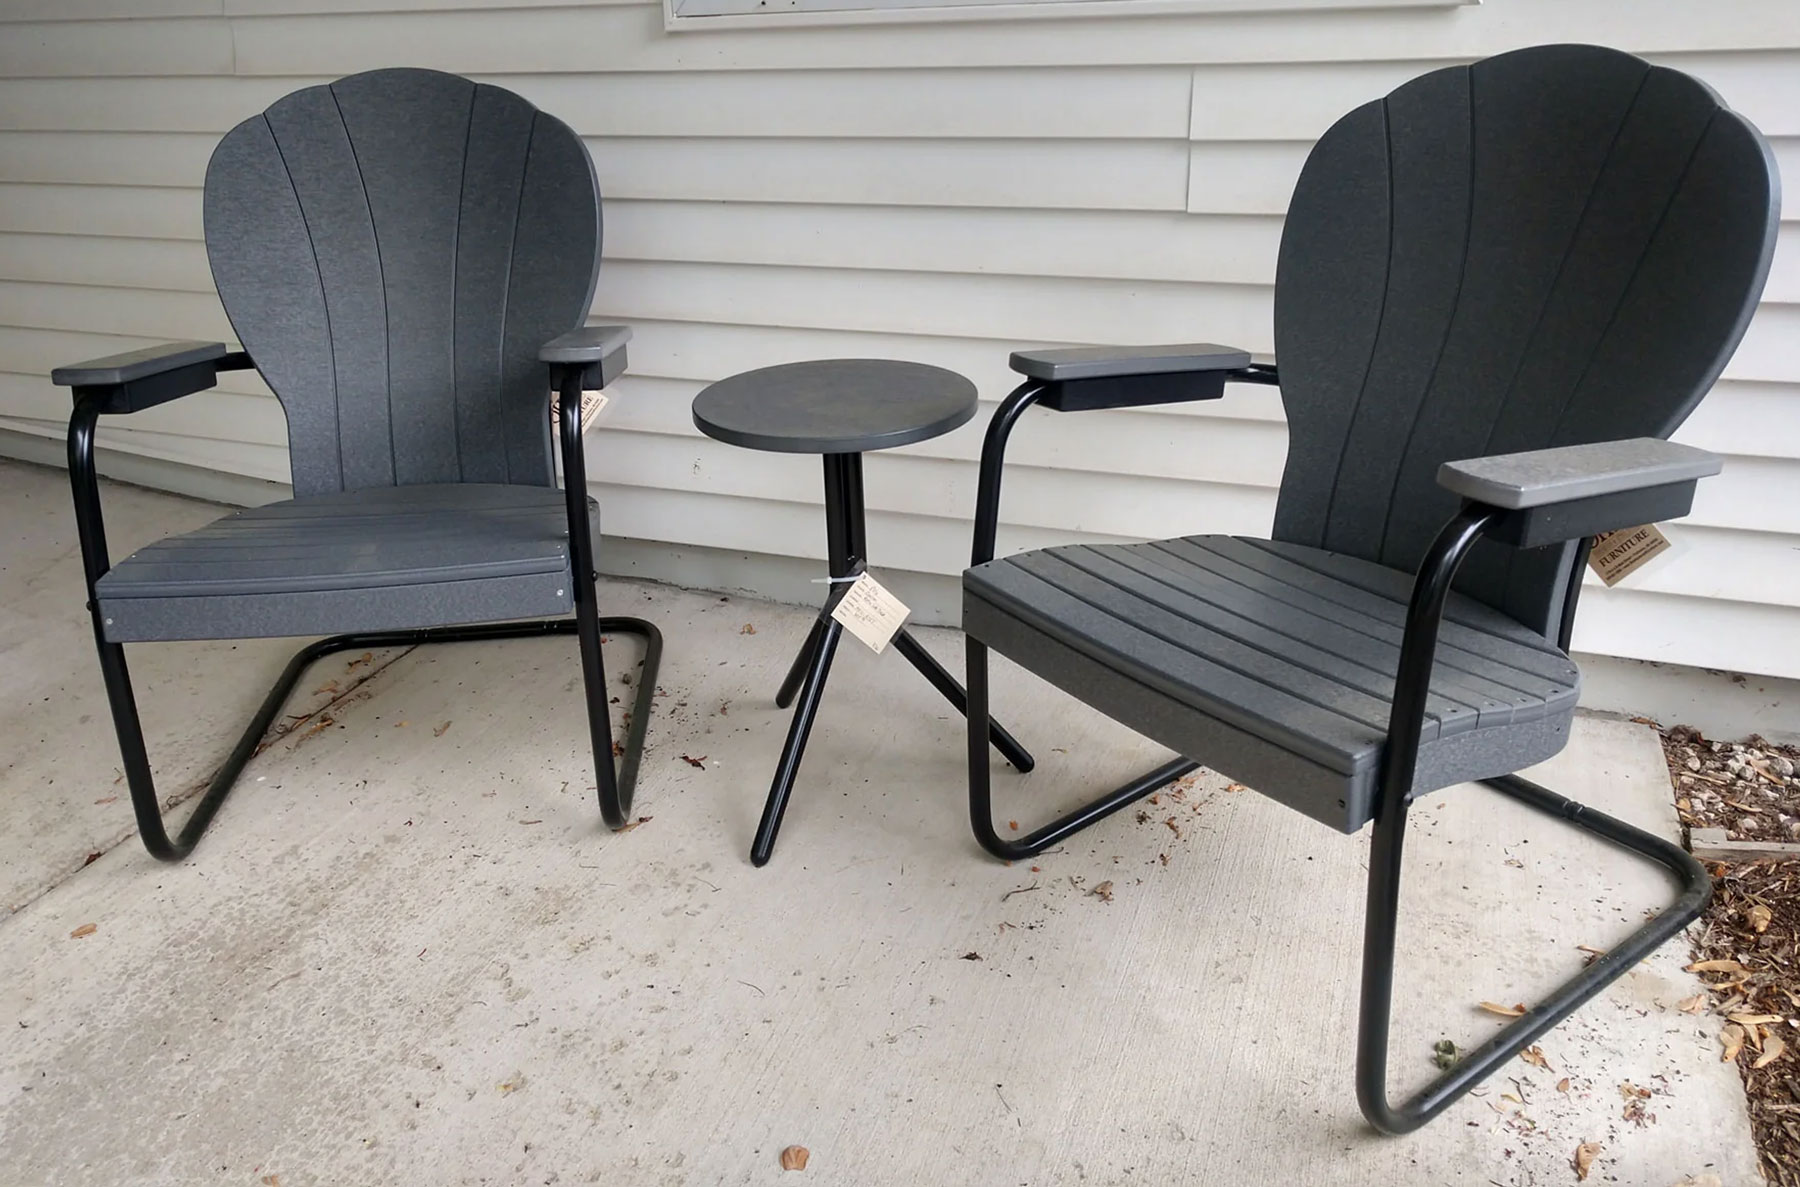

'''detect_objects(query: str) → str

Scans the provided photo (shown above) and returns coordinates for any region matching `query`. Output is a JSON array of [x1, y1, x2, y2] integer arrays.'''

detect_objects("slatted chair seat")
[[965, 536, 1580, 832], [94, 485, 596, 643]]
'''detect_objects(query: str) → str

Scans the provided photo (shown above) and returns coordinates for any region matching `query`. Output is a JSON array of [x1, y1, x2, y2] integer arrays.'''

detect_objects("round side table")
[[693, 359, 1034, 866]]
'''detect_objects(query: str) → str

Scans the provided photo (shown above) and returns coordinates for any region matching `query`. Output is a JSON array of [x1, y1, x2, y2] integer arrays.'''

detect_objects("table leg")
[[890, 628, 1034, 772], [752, 618, 844, 867]]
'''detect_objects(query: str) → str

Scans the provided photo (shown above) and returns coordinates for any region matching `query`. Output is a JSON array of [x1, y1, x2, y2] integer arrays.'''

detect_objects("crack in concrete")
[[3, 646, 417, 919]]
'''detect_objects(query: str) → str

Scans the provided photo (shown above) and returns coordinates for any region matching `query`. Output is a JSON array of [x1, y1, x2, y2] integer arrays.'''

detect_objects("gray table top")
[[691, 359, 978, 454]]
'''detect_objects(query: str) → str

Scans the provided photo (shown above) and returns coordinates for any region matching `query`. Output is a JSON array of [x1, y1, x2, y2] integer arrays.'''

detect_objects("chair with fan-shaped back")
[[960, 43, 1778, 1132], [55, 68, 661, 863]]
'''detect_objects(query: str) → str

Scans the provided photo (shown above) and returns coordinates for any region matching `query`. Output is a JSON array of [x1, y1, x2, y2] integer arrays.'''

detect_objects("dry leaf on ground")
[[779, 1146, 809, 1171], [497, 1073, 525, 1095], [1748, 903, 1774, 933], [1676, 993, 1707, 1014], [1572, 1141, 1601, 1181], [433, 721, 451, 736], [1088, 881, 1114, 903], [617, 816, 653, 833], [679, 754, 707, 768], [1521, 1045, 1551, 1070], [1479, 1001, 1528, 1018], [69, 923, 96, 939], [1721, 1023, 1747, 1062], [1754, 1034, 1786, 1069], [1688, 959, 1751, 975], [1555, 1077, 1571, 1094]]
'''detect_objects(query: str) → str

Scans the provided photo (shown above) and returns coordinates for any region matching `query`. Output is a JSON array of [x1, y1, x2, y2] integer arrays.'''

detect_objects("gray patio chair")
[[961, 44, 1777, 1132], [52, 68, 660, 861]]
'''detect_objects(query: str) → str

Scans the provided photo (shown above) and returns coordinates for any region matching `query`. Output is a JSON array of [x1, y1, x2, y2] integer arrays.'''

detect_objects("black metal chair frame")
[[66, 357, 662, 861], [963, 374, 1710, 1134]]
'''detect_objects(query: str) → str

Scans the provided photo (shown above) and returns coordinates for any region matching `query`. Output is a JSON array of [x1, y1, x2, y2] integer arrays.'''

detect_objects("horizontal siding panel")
[[0, 372, 285, 448], [589, 261, 1274, 351], [226, 2, 1800, 75], [591, 483, 1131, 578], [1676, 381, 1800, 461], [605, 203, 1281, 285], [0, 70, 1192, 139], [1573, 587, 1800, 678], [0, 78, 303, 134], [500, 69, 1193, 140], [0, 184, 200, 240], [0, 1, 220, 20], [0, 19, 234, 78], [0, 413, 290, 482], [0, 133, 217, 187], [593, 138, 1191, 211]]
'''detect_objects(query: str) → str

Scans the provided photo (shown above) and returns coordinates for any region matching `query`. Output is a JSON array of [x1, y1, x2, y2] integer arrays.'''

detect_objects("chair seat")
[[963, 536, 1582, 832], [96, 484, 584, 643]]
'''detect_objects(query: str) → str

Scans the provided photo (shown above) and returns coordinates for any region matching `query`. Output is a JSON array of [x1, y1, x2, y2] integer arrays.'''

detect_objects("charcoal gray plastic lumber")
[[1008, 343, 1252, 382], [1437, 438, 1722, 509], [52, 341, 226, 387], [958, 42, 1777, 1136], [61, 66, 660, 861], [692, 359, 977, 453], [540, 324, 632, 363]]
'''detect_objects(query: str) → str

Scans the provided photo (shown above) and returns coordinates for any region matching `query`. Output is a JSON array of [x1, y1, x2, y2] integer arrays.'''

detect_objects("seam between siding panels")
[[262, 112, 343, 494], [1318, 98, 1395, 549], [329, 82, 394, 489]]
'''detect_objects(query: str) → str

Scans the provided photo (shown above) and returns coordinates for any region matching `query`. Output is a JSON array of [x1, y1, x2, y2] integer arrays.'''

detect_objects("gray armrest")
[[540, 325, 632, 365], [52, 341, 226, 388], [1438, 439, 1721, 509], [1009, 342, 1251, 382]]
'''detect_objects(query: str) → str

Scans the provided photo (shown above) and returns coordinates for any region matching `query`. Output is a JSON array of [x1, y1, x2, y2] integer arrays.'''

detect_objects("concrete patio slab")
[[0, 461, 1758, 1186]]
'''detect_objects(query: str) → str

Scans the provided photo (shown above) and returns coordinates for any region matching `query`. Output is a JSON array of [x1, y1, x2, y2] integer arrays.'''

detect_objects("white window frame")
[[666, 0, 1472, 33]]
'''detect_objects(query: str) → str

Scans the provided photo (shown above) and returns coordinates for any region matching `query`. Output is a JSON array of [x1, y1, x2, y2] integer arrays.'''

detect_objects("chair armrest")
[[1438, 438, 1721, 548], [54, 340, 236, 415], [541, 325, 631, 390], [1009, 343, 1251, 382], [1009, 342, 1259, 413]]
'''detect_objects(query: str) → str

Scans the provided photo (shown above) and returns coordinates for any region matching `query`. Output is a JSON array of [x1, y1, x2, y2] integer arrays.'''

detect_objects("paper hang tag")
[[1588, 524, 1672, 587], [549, 390, 609, 434], [829, 572, 911, 654]]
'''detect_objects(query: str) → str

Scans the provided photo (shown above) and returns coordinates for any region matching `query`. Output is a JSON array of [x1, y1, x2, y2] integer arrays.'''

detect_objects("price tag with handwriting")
[[830, 572, 911, 654], [549, 390, 609, 434]]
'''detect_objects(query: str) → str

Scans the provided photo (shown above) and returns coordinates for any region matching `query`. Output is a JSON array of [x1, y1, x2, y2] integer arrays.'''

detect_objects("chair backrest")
[[204, 68, 600, 497], [1271, 44, 1778, 640]]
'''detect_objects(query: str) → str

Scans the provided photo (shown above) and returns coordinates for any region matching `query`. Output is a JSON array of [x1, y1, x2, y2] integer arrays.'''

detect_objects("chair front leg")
[[964, 637, 1194, 861], [1352, 505, 1711, 1133]]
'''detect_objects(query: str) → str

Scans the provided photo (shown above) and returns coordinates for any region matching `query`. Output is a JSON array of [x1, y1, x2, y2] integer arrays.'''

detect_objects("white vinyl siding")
[[0, 0, 1796, 681]]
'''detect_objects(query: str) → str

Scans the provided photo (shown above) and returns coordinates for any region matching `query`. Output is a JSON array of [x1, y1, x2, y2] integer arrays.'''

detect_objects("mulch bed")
[[1662, 725, 1800, 1186]]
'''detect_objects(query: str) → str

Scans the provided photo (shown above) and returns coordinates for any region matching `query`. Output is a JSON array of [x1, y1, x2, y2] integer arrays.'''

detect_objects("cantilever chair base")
[[89, 616, 662, 863]]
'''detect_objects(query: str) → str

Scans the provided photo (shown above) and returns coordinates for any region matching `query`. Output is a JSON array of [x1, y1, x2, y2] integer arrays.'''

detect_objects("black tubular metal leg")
[[752, 619, 844, 867], [1352, 505, 1710, 1133], [70, 377, 660, 862], [775, 616, 828, 710], [965, 637, 1195, 861], [891, 629, 1032, 772], [752, 451, 1030, 865], [1356, 774, 1710, 1133]]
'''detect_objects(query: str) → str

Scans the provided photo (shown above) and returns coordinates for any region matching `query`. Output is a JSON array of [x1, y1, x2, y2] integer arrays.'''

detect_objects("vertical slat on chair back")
[[1271, 44, 1778, 639], [203, 68, 601, 496]]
